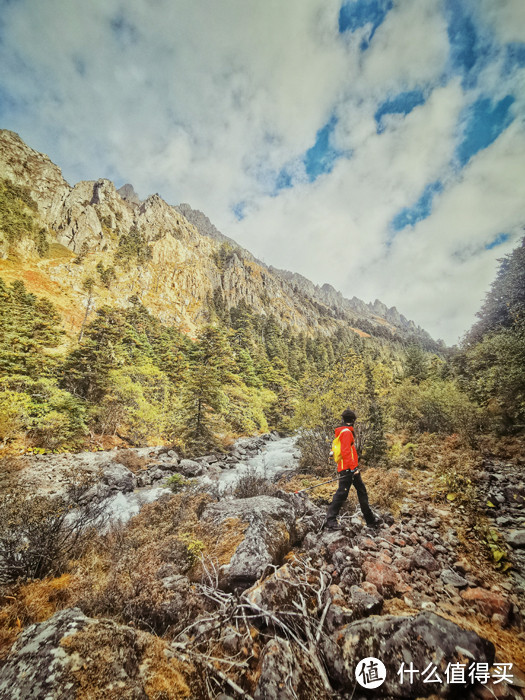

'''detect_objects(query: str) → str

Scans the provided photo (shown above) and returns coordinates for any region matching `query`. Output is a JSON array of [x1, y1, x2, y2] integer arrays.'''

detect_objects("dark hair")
[[342, 409, 356, 424]]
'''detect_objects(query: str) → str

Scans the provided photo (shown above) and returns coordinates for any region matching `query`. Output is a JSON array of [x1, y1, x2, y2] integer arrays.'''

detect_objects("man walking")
[[324, 409, 378, 530]]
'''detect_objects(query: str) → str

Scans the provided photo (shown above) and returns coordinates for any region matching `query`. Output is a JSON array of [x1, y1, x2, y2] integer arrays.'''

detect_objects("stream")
[[98, 435, 300, 525]]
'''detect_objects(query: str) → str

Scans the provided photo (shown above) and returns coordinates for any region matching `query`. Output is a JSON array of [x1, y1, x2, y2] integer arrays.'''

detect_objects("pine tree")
[[466, 236, 525, 343], [63, 307, 131, 401], [403, 344, 429, 383], [180, 324, 234, 451], [0, 279, 63, 378]]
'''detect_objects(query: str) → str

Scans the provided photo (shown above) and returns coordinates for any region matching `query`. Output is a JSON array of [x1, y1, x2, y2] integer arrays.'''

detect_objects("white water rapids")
[[99, 436, 299, 525]]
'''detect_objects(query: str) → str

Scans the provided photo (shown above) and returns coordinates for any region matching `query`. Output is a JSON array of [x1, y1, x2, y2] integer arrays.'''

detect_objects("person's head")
[[342, 408, 356, 425]]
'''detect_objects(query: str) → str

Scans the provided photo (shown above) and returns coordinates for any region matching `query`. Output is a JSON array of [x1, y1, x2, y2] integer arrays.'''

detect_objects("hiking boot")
[[322, 520, 342, 531]]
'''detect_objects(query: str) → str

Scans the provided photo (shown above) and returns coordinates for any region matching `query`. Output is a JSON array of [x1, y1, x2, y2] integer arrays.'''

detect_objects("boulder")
[[200, 496, 296, 590], [348, 584, 383, 617], [362, 558, 402, 597], [411, 545, 440, 572], [176, 459, 203, 477], [323, 611, 495, 698], [158, 461, 178, 472], [253, 637, 331, 700], [303, 530, 353, 560], [332, 546, 363, 572], [0, 608, 192, 699], [440, 568, 469, 588], [507, 530, 525, 549], [244, 563, 301, 613], [324, 584, 383, 634], [460, 588, 512, 622], [101, 462, 135, 492], [135, 472, 153, 487]]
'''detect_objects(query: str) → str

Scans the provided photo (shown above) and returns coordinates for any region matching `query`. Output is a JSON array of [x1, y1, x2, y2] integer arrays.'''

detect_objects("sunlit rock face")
[[0, 128, 433, 342]]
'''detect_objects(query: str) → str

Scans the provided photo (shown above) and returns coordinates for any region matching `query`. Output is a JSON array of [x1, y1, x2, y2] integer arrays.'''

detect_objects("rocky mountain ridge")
[[0, 128, 433, 344], [173, 201, 428, 338]]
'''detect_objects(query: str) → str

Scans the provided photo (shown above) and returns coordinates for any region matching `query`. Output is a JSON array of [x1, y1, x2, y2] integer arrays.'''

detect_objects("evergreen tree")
[[466, 236, 525, 343], [0, 279, 63, 378], [63, 307, 131, 401], [361, 364, 387, 464], [403, 344, 429, 383], [180, 324, 234, 451]]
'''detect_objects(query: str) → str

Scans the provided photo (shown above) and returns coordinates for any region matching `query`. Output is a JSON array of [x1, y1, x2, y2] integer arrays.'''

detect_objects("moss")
[[60, 620, 194, 699]]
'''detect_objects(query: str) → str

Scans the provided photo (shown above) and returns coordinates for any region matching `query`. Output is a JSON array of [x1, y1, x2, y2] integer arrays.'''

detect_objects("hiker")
[[323, 408, 378, 531]]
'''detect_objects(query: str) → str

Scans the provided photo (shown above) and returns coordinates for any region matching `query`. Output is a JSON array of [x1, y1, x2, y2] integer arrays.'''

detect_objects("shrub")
[[432, 443, 480, 516], [0, 474, 106, 584], [0, 390, 32, 445], [166, 473, 190, 493], [230, 466, 277, 499], [392, 378, 483, 441], [29, 382, 88, 449], [96, 365, 170, 444], [69, 495, 213, 634], [0, 378, 88, 450], [365, 467, 407, 513], [296, 427, 333, 474]]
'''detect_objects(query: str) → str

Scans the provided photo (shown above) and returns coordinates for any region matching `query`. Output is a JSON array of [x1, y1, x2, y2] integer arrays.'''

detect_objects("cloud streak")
[[0, 0, 524, 343]]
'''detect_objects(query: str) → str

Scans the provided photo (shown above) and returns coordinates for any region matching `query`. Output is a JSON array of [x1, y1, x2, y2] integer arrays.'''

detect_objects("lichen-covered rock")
[[101, 462, 136, 492], [176, 459, 203, 477], [440, 568, 469, 588], [303, 530, 353, 560], [0, 608, 194, 699], [253, 637, 331, 700], [322, 611, 495, 698], [201, 496, 296, 590], [361, 558, 402, 597], [244, 563, 299, 612]]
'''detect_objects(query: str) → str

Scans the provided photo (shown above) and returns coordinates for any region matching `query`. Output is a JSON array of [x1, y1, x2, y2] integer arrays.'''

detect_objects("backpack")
[[331, 428, 351, 464]]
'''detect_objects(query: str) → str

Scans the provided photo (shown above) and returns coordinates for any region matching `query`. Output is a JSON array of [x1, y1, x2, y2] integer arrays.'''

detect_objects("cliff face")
[[0, 129, 433, 343]]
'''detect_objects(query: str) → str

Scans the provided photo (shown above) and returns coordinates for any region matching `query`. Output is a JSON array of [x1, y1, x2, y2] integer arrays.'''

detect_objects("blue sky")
[[0, 0, 524, 343]]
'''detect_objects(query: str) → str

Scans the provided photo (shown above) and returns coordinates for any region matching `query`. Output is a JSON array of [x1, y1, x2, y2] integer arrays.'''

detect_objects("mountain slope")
[[0, 129, 435, 345]]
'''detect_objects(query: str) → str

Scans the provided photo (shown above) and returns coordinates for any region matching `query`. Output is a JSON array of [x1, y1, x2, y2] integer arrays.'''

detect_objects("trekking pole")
[[294, 475, 343, 494], [293, 468, 360, 494]]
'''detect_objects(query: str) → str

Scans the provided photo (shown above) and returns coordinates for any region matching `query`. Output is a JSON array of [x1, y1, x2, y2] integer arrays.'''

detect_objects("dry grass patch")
[[67, 493, 248, 634], [277, 474, 341, 503], [61, 620, 198, 699], [365, 467, 408, 514], [0, 573, 71, 659], [113, 450, 150, 473], [194, 516, 247, 571]]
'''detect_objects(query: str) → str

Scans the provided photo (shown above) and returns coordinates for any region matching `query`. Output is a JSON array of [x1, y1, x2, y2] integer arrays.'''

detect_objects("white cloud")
[[361, 0, 450, 92], [352, 121, 525, 341], [229, 80, 466, 304], [477, 0, 525, 44]]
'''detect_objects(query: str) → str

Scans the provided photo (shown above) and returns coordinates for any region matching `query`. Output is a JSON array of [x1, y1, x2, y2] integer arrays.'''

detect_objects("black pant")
[[326, 470, 376, 525]]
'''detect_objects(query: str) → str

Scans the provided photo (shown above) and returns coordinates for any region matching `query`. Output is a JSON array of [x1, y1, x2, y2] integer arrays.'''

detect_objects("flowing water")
[[99, 435, 299, 525]]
